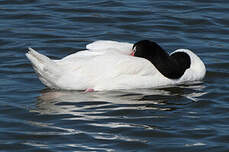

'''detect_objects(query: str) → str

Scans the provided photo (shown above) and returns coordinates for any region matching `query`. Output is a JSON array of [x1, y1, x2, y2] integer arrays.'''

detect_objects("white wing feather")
[[86, 40, 133, 55]]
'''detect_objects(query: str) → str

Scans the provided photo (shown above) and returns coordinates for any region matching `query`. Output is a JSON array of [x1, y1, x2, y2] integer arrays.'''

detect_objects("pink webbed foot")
[[84, 88, 94, 92]]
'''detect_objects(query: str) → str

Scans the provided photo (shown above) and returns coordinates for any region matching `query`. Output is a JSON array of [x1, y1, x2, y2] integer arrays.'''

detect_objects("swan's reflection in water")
[[33, 82, 207, 116], [27, 83, 208, 149]]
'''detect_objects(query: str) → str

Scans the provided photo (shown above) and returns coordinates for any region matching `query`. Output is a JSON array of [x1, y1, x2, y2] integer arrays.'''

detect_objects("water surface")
[[1, 0, 229, 151]]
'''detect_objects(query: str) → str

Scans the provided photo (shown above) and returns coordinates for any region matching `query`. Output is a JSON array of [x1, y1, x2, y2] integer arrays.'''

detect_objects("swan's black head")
[[131, 40, 191, 79], [132, 40, 164, 60]]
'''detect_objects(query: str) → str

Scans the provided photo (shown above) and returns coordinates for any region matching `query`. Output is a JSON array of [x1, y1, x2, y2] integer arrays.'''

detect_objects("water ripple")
[[1, 0, 229, 151]]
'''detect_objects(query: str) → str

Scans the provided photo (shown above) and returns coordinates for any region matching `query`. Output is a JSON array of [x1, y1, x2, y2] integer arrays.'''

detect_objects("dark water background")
[[1, 0, 229, 151]]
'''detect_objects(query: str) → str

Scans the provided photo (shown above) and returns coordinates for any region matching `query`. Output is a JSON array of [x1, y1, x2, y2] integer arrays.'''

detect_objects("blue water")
[[1, 0, 229, 151]]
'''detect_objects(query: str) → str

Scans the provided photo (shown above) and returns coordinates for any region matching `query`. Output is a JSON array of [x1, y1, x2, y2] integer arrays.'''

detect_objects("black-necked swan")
[[26, 40, 206, 91]]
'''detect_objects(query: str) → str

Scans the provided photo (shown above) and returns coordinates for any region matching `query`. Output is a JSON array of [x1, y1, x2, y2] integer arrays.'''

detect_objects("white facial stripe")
[[132, 46, 136, 53]]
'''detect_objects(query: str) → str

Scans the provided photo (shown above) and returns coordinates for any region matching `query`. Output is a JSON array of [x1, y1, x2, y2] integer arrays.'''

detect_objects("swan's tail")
[[26, 48, 61, 89]]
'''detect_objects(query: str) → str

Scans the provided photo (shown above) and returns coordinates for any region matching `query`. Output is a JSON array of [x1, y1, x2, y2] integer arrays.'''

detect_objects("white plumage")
[[26, 40, 206, 91]]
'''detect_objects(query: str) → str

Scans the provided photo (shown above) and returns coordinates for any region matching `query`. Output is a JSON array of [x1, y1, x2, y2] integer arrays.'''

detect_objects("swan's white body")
[[26, 40, 206, 91]]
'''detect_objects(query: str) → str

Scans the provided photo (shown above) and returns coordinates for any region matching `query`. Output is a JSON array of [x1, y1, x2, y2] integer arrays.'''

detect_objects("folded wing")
[[86, 40, 133, 55]]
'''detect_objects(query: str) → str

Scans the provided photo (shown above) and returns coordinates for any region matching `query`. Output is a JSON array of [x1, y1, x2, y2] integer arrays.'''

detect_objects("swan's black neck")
[[133, 40, 191, 79], [149, 51, 191, 79]]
